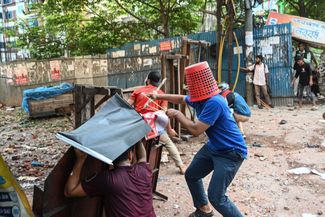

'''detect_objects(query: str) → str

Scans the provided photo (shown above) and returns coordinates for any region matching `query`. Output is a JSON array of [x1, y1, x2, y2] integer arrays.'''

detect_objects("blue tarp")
[[22, 83, 74, 113]]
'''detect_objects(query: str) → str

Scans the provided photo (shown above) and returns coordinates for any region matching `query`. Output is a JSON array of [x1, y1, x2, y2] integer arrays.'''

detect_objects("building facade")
[[0, 0, 38, 62]]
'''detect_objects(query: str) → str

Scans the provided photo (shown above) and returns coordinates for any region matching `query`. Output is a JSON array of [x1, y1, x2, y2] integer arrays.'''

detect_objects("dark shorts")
[[297, 83, 315, 100]]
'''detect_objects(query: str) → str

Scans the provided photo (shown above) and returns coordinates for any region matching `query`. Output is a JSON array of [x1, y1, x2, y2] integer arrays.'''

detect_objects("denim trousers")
[[185, 144, 244, 217]]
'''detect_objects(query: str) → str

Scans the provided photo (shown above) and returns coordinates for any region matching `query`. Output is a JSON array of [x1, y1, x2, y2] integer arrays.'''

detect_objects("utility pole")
[[244, 0, 254, 105]]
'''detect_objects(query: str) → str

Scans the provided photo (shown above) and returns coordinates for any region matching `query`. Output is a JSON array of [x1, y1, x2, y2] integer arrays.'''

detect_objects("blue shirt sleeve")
[[185, 96, 194, 107], [197, 99, 222, 126]]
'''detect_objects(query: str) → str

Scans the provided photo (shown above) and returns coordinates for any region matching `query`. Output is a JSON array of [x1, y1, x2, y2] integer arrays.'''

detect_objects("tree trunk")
[[159, 0, 169, 38], [299, 0, 308, 17]]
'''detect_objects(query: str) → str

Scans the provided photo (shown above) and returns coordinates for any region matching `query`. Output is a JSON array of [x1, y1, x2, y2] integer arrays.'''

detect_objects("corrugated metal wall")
[[253, 23, 294, 106], [187, 29, 246, 96], [107, 24, 294, 105], [107, 30, 247, 96]]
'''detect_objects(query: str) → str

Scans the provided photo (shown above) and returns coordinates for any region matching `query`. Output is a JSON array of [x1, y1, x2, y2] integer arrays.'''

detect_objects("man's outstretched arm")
[[166, 109, 210, 137], [150, 93, 186, 105]]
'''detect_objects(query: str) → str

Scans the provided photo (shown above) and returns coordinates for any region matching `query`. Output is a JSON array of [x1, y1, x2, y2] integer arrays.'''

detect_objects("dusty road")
[[0, 105, 324, 217]]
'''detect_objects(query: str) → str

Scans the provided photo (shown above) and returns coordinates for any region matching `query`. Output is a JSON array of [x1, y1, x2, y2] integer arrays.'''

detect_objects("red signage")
[[50, 60, 61, 80], [160, 41, 172, 51], [51, 69, 60, 80], [15, 74, 28, 85]]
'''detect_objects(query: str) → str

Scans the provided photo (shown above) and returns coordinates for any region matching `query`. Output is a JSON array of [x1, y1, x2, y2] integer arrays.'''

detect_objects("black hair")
[[256, 55, 263, 61], [147, 71, 161, 87], [226, 92, 235, 107], [113, 146, 135, 165], [295, 56, 303, 61]]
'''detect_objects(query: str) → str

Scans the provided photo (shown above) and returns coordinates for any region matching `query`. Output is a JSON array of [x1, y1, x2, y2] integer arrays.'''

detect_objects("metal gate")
[[254, 23, 294, 106]]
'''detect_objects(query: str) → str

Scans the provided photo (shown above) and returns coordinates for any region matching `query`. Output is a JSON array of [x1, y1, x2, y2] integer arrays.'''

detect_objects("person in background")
[[311, 68, 324, 99], [291, 56, 317, 110], [149, 62, 246, 217], [64, 141, 156, 217], [218, 82, 251, 139], [128, 71, 186, 174], [295, 42, 312, 64], [241, 55, 274, 109]]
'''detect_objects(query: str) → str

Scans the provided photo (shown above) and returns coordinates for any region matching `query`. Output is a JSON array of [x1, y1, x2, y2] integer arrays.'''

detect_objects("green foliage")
[[17, 0, 206, 59], [277, 0, 325, 21]]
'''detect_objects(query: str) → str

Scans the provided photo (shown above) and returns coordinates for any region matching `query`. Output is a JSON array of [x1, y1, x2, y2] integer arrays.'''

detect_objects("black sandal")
[[189, 209, 214, 217]]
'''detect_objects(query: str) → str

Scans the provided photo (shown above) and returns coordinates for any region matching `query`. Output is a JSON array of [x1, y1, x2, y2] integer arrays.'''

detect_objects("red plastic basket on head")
[[185, 61, 220, 102]]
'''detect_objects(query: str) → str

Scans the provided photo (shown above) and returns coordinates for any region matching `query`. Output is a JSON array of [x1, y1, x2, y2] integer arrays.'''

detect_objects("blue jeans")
[[185, 145, 244, 217]]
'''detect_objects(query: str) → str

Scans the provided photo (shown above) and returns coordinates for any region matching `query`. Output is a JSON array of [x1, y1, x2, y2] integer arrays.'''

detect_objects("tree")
[[277, 0, 325, 21], [113, 0, 204, 38], [17, 0, 206, 58]]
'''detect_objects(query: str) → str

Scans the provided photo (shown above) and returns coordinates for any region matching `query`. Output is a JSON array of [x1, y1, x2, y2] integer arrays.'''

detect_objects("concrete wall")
[[0, 55, 109, 106]]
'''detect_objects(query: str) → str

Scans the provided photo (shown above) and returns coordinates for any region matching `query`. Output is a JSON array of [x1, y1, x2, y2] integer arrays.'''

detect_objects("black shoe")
[[258, 105, 263, 109], [269, 104, 274, 108], [189, 209, 214, 217]]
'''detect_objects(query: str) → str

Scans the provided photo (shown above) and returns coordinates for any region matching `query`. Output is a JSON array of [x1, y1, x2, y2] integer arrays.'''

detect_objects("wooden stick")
[[143, 78, 167, 109], [257, 97, 271, 109], [141, 93, 166, 111]]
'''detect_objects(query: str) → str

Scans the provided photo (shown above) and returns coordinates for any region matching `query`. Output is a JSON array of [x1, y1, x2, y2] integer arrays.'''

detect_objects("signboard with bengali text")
[[267, 12, 325, 48]]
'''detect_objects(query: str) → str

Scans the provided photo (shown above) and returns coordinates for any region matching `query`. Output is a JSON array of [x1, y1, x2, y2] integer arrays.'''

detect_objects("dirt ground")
[[0, 104, 324, 217]]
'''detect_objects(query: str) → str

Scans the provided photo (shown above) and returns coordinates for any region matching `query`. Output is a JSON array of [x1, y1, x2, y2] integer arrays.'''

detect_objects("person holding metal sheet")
[[148, 62, 246, 217], [64, 141, 156, 217], [128, 71, 186, 175]]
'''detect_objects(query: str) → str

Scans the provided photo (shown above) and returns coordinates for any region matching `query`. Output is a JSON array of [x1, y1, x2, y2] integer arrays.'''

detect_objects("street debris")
[[302, 213, 318, 217], [287, 167, 325, 180], [31, 161, 45, 167], [161, 152, 169, 163], [310, 169, 325, 180], [287, 167, 311, 175], [279, 120, 287, 125], [0, 104, 324, 216], [251, 142, 263, 147], [305, 143, 320, 148]]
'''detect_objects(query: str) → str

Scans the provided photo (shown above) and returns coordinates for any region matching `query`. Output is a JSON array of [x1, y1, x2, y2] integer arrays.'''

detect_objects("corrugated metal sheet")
[[106, 30, 247, 94], [253, 23, 294, 105], [187, 29, 247, 96], [107, 25, 293, 101]]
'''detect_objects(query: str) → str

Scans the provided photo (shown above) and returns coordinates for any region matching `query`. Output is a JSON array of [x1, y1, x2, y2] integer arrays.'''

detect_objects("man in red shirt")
[[128, 71, 186, 174], [64, 141, 156, 217]]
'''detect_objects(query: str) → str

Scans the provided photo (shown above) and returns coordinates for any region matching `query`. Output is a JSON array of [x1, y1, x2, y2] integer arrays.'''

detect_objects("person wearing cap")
[[218, 82, 251, 139], [64, 141, 156, 217], [241, 55, 274, 109], [291, 56, 317, 109], [149, 62, 246, 217], [128, 71, 186, 174]]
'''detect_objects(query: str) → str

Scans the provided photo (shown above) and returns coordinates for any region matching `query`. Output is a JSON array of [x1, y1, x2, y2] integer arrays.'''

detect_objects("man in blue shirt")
[[149, 62, 246, 217], [219, 82, 251, 139]]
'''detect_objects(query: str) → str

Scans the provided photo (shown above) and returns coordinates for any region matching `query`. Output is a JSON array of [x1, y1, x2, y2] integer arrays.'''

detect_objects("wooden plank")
[[174, 59, 181, 136], [180, 38, 188, 118], [28, 93, 73, 118], [160, 54, 167, 92], [186, 39, 210, 47], [165, 54, 188, 60]]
